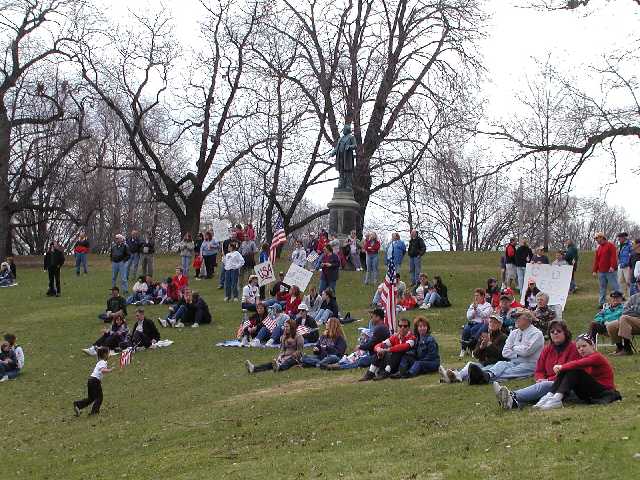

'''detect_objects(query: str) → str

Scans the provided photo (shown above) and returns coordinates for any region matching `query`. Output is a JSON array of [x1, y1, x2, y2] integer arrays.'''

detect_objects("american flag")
[[236, 319, 251, 339], [306, 251, 319, 264], [269, 216, 287, 264], [380, 259, 397, 334], [262, 316, 278, 332], [296, 325, 312, 336], [119, 347, 134, 368]]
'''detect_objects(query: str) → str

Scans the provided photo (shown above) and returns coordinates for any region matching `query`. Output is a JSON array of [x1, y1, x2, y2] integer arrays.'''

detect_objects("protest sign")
[[254, 261, 276, 287], [283, 263, 314, 292], [521, 263, 573, 309]]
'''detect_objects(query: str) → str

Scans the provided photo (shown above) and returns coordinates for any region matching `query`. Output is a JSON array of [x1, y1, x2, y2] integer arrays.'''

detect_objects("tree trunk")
[[177, 198, 203, 237], [0, 106, 12, 258]]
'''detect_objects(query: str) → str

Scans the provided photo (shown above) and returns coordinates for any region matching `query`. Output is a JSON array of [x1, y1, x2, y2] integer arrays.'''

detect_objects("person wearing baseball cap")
[[294, 302, 319, 343], [593, 232, 619, 309], [589, 291, 625, 341]]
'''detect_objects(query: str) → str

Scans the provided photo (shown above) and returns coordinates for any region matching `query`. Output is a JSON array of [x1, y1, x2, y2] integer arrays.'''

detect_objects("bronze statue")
[[330, 123, 356, 189]]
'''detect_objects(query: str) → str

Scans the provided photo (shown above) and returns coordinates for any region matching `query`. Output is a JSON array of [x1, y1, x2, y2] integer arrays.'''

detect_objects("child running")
[[73, 346, 112, 416]]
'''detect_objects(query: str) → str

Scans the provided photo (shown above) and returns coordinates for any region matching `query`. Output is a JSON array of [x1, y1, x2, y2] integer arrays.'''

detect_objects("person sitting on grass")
[[313, 288, 339, 325], [185, 291, 212, 328], [151, 280, 168, 304], [532, 292, 556, 339], [420, 276, 450, 309], [466, 309, 544, 385], [531, 333, 621, 410], [501, 288, 523, 308], [495, 294, 516, 331], [83, 313, 129, 356], [127, 276, 150, 305], [494, 320, 579, 410], [360, 317, 416, 381], [245, 319, 303, 373], [295, 303, 319, 343], [241, 275, 260, 312], [302, 318, 347, 368], [0, 341, 19, 382], [98, 287, 128, 322], [303, 286, 322, 317], [2, 334, 24, 380], [128, 308, 161, 349], [459, 288, 493, 358], [158, 288, 195, 328], [589, 291, 625, 341], [486, 278, 501, 308], [172, 267, 189, 297], [263, 272, 290, 308], [240, 302, 268, 346], [0, 261, 15, 287], [523, 278, 540, 310], [605, 278, 640, 356], [252, 303, 290, 347], [440, 314, 507, 383], [284, 285, 303, 317], [398, 289, 417, 311], [414, 273, 431, 305], [396, 317, 440, 378]]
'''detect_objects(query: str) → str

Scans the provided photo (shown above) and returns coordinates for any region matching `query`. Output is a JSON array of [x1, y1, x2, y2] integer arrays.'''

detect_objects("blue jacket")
[[618, 240, 632, 268], [413, 334, 439, 363], [386, 240, 406, 266]]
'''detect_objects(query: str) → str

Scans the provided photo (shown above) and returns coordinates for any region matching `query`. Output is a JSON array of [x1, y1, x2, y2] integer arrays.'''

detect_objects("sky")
[[99, 0, 639, 228]]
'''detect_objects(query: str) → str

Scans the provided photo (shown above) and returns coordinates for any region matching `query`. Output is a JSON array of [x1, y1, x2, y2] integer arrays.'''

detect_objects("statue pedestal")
[[327, 188, 361, 238]]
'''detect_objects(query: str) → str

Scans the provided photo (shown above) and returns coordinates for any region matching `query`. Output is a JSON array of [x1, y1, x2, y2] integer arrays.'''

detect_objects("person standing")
[[291, 240, 307, 267], [140, 232, 155, 277], [319, 245, 340, 294], [73, 233, 90, 276], [504, 237, 518, 290], [386, 232, 407, 268], [630, 240, 640, 296], [346, 230, 362, 271], [565, 239, 579, 293], [110, 234, 130, 294], [363, 232, 381, 285], [126, 230, 142, 279], [223, 242, 245, 302], [592, 232, 619, 308], [239, 236, 257, 280], [200, 231, 219, 279], [44, 242, 65, 297], [407, 229, 427, 286], [515, 239, 533, 292], [616, 232, 633, 297], [177, 233, 195, 277]]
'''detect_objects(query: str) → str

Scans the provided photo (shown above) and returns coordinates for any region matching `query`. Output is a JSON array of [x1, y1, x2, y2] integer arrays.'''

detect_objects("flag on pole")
[[119, 347, 134, 368], [380, 259, 397, 334], [269, 216, 287, 264]]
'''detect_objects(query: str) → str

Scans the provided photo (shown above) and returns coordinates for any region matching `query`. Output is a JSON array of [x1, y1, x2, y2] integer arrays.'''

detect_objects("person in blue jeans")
[[396, 317, 440, 378], [73, 233, 90, 275], [363, 232, 381, 285], [223, 242, 245, 302], [386, 232, 406, 269], [253, 303, 290, 346], [302, 318, 347, 368], [126, 230, 142, 279], [318, 245, 340, 294], [110, 234, 130, 294], [407, 230, 426, 286], [313, 288, 339, 325]]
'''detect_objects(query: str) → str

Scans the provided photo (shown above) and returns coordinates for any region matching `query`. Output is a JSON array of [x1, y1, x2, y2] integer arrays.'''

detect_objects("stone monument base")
[[327, 188, 361, 238]]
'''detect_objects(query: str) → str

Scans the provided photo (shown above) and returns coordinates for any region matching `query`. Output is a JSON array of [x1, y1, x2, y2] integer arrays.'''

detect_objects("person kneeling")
[[302, 318, 347, 368], [396, 317, 440, 378], [360, 318, 415, 381], [531, 333, 621, 410], [245, 319, 303, 373]]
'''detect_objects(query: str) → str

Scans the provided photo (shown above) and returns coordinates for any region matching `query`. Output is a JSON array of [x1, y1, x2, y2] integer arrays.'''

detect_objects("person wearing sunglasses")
[[531, 333, 621, 410], [359, 318, 415, 381], [494, 320, 579, 409]]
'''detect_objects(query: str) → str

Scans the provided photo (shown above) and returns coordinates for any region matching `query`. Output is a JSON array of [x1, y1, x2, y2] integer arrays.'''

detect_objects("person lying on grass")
[[494, 320, 579, 409], [588, 290, 625, 341], [302, 318, 347, 369], [359, 317, 415, 381], [83, 313, 129, 356], [440, 314, 507, 383], [442, 309, 544, 386], [529, 333, 622, 410], [245, 319, 303, 373], [395, 317, 440, 378]]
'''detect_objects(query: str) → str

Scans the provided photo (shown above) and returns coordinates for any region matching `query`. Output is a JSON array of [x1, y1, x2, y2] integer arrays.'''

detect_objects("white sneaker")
[[446, 369, 461, 383], [540, 398, 563, 410], [167, 318, 176, 327], [498, 386, 514, 410], [191, 323, 199, 328], [82, 346, 96, 356], [241, 336, 249, 347], [245, 360, 255, 373], [533, 392, 554, 409], [265, 339, 275, 347], [492, 381, 502, 397], [174, 322, 185, 328], [439, 365, 450, 383], [458, 349, 466, 359], [419, 303, 428, 310], [250, 339, 261, 347], [158, 317, 168, 328], [224, 297, 229, 302], [0, 375, 8, 382]]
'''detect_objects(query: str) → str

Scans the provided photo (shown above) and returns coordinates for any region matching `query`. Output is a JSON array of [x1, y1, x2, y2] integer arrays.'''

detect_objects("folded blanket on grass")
[[216, 340, 316, 348]]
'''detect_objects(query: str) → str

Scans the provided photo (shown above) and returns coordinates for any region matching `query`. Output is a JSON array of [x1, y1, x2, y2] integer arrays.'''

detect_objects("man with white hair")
[[110, 234, 131, 294]]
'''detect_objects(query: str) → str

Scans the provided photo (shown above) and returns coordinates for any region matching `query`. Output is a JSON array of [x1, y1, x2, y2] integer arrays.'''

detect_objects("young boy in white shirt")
[[73, 347, 112, 416]]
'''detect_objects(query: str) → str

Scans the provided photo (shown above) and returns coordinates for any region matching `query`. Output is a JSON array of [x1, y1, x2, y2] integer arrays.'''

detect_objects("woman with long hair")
[[245, 319, 304, 373], [301, 317, 347, 368]]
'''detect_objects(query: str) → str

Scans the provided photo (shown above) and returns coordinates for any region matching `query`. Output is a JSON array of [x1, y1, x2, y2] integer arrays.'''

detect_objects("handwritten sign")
[[283, 263, 314, 292], [254, 261, 276, 287], [521, 263, 573, 309], [211, 220, 231, 241]]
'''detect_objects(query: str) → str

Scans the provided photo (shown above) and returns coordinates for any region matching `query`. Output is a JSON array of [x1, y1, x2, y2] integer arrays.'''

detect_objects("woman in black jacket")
[[44, 242, 65, 297], [314, 288, 339, 324], [186, 292, 212, 327], [421, 276, 450, 309]]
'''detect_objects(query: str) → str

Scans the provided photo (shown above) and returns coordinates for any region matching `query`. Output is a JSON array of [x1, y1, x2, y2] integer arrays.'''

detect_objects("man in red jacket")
[[592, 232, 620, 308], [359, 318, 415, 381]]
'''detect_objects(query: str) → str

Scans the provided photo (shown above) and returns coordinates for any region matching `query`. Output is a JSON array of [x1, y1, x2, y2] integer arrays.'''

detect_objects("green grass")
[[2, 251, 639, 479]]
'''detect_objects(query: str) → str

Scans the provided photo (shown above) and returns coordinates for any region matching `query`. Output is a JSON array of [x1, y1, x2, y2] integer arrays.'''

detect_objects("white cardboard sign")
[[283, 263, 314, 292], [254, 261, 276, 287], [521, 263, 573, 309], [211, 220, 231, 241]]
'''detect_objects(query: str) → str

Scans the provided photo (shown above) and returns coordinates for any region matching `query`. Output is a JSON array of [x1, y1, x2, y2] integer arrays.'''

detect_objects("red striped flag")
[[119, 347, 133, 368], [262, 316, 278, 333], [380, 259, 397, 334], [236, 319, 251, 338], [269, 216, 287, 264], [296, 325, 311, 337]]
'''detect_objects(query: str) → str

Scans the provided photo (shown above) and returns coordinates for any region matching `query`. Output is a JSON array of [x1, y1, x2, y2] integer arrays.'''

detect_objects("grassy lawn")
[[2, 251, 639, 479]]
